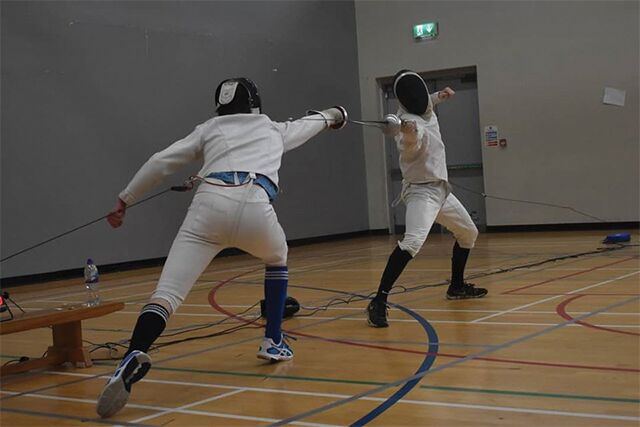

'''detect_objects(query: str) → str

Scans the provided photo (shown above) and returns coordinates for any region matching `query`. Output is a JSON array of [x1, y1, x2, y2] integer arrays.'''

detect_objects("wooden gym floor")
[[1, 230, 639, 426]]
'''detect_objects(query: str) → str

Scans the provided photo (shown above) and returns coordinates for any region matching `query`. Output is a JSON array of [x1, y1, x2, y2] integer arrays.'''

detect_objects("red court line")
[[208, 281, 640, 374], [503, 256, 638, 295], [556, 295, 640, 337]]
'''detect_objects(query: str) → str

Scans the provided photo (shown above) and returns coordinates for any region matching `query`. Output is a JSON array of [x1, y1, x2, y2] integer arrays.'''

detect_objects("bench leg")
[[0, 322, 91, 376], [48, 321, 93, 368]]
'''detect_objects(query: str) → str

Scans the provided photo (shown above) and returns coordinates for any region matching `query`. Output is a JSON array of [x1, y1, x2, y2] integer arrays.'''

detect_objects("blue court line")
[[350, 302, 439, 426], [270, 295, 640, 426], [285, 283, 440, 427]]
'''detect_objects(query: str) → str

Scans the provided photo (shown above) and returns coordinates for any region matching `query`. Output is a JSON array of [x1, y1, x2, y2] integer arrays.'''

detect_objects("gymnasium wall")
[[355, 1, 639, 227], [0, 1, 367, 278]]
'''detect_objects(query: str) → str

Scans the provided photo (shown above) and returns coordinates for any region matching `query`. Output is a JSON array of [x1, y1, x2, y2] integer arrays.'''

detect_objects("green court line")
[[93, 360, 640, 404], [2, 354, 636, 404], [421, 385, 640, 403]]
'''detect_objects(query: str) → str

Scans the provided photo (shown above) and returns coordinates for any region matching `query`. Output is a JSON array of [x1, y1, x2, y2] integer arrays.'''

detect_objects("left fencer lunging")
[[96, 76, 348, 418]]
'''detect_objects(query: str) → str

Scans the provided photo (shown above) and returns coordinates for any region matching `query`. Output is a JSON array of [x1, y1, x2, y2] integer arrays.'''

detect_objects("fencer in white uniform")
[[367, 70, 487, 328], [97, 77, 347, 417]]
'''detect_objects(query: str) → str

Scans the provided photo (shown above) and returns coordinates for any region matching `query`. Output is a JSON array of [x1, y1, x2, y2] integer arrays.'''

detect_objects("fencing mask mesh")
[[393, 70, 430, 116]]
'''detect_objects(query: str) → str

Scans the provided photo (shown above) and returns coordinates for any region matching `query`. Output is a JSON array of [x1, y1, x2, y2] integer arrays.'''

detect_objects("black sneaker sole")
[[367, 317, 389, 328], [446, 292, 488, 300]]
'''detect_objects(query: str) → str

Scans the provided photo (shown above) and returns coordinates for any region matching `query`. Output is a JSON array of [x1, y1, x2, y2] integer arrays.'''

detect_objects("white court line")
[[109, 311, 640, 328], [40, 371, 640, 423], [332, 267, 640, 272], [0, 390, 338, 427], [471, 270, 640, 323], [20, 241, 636, 307], [130, 388, 246, 423], [131, 303, 640, 316]]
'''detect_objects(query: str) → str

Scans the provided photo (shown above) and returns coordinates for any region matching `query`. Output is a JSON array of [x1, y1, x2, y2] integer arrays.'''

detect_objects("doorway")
[[380, 66, 486, 234]]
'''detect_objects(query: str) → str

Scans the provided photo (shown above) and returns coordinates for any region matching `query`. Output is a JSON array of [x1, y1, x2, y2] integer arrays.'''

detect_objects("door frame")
[[377, 65, 482, 234]]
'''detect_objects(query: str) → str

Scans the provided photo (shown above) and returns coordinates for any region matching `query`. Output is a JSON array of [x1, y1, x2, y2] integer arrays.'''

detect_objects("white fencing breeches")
[[398, 181, 478, 257], [151, 182, 287, 312]]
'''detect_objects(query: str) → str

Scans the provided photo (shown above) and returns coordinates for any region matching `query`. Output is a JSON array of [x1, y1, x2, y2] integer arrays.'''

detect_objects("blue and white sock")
[[264, 266, 288, 343]]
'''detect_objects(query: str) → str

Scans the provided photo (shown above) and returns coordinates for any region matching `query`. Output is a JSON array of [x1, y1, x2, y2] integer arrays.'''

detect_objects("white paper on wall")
[[603, 87, 626, 107]]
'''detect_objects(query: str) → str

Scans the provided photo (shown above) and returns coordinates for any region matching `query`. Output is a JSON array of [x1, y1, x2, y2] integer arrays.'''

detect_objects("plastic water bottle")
[[84, 258, 100, 306]]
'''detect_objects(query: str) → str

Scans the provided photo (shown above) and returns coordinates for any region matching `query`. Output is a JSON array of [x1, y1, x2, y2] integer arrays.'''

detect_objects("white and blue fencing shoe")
[[96, 350, 151, 418], [257, 334, 295, 362]]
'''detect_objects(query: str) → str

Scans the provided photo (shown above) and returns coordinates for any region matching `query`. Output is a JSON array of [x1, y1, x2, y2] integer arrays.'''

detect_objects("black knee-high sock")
[[451, 241, 470, 288], [374, 246, 413, 303], [125, 303, 169, 356]]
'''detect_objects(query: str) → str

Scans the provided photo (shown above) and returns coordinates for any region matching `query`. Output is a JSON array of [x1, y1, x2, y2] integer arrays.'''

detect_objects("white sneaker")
[[96, 350, 151, 418], [257, 335, 294, 361]]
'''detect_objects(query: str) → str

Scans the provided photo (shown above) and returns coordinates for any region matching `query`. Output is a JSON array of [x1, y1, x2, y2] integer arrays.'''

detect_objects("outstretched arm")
[[107, 126, 203, 228], [276, 107, 347, 152]]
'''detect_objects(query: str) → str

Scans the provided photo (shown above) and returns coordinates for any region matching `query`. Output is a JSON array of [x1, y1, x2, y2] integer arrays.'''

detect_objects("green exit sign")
[[413, 22, 438, 41]]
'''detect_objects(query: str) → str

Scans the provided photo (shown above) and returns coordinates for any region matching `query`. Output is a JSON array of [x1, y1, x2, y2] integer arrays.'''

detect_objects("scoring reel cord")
[[0, 175, 253, 264]]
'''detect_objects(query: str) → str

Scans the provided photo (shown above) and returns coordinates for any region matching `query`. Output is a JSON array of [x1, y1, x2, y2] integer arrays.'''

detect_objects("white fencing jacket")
[[395, 93, 448, 184], [119, 114, 327, 205]]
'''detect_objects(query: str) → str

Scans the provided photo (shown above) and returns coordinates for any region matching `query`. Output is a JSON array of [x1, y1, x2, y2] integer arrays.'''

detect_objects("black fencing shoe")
[[446, 282, 488, 300], [367, 299, 389, 328]]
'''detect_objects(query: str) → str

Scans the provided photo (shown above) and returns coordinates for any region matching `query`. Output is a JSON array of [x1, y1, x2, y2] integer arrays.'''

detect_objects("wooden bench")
[[0, 301, 124, 376]]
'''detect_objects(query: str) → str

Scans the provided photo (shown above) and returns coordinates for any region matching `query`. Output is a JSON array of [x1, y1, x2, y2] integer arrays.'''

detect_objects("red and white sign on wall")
[[484, 125, 499, 147]]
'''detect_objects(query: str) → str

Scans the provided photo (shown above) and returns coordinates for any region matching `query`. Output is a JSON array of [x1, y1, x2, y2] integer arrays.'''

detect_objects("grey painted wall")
[[1, 1, 367, 278], [355, 1, 639, 227]]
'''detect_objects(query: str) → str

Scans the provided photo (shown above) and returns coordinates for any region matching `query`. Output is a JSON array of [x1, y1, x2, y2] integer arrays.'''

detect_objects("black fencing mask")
[[393, 70, 430, 115], [215, 77, 262, 115]]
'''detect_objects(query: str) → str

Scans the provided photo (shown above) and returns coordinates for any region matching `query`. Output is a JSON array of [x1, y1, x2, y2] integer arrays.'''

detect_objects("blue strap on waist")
[[206, 172, 278, 202]]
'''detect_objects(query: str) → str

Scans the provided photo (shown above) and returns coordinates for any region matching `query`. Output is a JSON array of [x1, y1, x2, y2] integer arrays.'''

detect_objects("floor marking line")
[[3, 242, 637, 420], [472, 270, 640, 323], [0, 390, 336, 427], [209, 278, 640, 425], [36, 372, 640, 420], [351, 301, 439, 425], [208, 279, 441, 426], [129, 388, 246, 423], [503, 256, 637, 295], [556, 295, 640, 337], [107, 310, 640, 328], [0, 268, 263, 404], [0, 407, 151, 427], [115, 304, 640, 319], [0, 391, 152, 426], [15, 241, 393, 306], [0, 266, 398, 405], [134, 303, 640, 316], [268, 295, 640, 426], [46, 366, 640, 404]]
